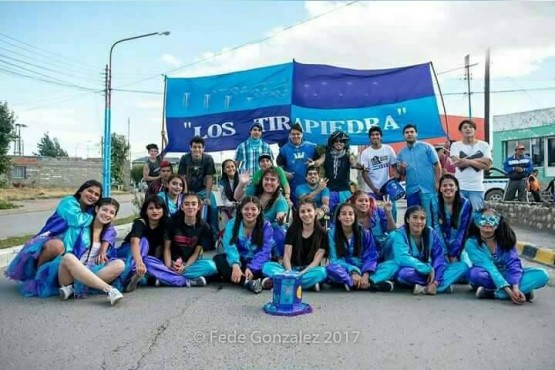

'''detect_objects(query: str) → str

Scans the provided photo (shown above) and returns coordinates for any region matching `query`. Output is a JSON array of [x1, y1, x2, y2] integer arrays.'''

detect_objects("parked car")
[[483, 167, 509, 202]]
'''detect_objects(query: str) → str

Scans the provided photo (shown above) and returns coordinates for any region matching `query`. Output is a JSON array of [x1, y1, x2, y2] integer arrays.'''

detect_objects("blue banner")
[[165, 61, 445, 152]]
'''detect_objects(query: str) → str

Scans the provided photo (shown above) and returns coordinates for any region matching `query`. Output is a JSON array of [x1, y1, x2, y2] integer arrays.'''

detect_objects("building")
[[492, 107, 555, 183]]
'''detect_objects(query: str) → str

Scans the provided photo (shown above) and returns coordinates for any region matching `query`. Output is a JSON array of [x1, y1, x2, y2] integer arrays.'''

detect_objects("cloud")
[[171, 1, 555, 79], [160, 53, 183, 68]]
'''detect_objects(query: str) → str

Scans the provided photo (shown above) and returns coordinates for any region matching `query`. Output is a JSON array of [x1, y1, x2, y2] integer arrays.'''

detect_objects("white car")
[[483, 167, 509, 202]]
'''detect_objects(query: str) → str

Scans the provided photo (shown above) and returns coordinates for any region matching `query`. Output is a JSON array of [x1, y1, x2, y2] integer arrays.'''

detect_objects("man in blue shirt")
[[503, 144, 534, 201], [295, 166, 330, 213], [276, 123, 319, 205], [397, 124, 442, 224]]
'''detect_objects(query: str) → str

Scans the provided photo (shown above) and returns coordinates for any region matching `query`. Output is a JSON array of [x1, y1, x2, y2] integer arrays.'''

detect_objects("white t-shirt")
[[450, 140, 491, 191], [359, 144, 397, 193], [80, 242, 101, 266]]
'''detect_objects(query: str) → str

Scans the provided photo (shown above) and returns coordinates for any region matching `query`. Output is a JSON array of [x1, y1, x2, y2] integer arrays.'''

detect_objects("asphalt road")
[[1, 264, 554, 370], [0, 193, 137, 239]]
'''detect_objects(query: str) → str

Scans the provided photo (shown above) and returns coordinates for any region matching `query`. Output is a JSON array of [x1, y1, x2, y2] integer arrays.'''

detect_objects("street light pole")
[[103, 31, 170, 196]]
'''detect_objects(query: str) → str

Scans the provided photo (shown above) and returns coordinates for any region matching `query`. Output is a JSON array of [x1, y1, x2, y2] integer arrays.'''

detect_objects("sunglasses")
[[474, 214, 501, 227]]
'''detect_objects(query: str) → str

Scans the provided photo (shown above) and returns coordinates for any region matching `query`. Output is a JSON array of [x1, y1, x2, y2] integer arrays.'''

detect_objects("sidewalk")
[[512, 224, 555, 267]]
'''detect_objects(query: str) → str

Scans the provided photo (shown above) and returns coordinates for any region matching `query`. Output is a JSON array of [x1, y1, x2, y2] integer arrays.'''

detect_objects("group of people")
[[5, 119, 550, 306]]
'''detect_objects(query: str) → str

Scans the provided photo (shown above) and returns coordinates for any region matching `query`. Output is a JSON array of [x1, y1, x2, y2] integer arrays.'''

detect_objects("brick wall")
[[485, 201, 555, 233]]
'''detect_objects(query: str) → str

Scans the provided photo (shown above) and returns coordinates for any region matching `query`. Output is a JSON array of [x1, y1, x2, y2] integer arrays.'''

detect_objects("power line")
[[0, 64, 99, 91], [443, 86, 555, 96], [114, 1, 362, 89]]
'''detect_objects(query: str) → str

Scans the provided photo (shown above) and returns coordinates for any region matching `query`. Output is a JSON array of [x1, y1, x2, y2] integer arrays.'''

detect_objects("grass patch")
[[0, 199, 22, 210], [0, 214, 137, 250]]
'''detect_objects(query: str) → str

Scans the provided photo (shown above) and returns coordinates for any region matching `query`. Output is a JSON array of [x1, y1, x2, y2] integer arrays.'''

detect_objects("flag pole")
[[430, 62, 450, 139]]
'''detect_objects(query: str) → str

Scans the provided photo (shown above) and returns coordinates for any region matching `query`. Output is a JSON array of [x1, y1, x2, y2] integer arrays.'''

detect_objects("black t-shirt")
[[285, 228, 329, 267], [177, 153, 216, 193], [324, 153, 351, 191], [167, 215, 214, 261], [124, 218, 168, 257]]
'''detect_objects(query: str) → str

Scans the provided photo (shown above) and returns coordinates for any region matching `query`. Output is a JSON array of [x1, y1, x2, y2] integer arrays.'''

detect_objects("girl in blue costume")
[[350, 190, 396, 259], [326, 203, 397, 292], [392, 206, 468, 295], [157, 174, 185, 216], [465, 208, 549, 303], [118, 195, 200, 292], [212, 196, 274, 294], [57, 197, 124, 305], [262, 199, 328, 291], [235, 167, 288, 260], [6, 180, 102, 297], [433, 174, 473, 263], [164, 193, 218, 285]]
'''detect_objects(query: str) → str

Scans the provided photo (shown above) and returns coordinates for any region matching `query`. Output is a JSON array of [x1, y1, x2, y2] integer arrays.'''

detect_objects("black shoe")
[[244, 279, 263, 294], [188, 277, 207, 287], [475, 286, 495, 299], [370, 280, 394, 292], [525, 291, 534, 302]]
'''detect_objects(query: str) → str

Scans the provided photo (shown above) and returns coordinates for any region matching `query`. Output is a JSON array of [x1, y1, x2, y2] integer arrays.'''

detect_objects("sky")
[[1, 0, 555, 161]]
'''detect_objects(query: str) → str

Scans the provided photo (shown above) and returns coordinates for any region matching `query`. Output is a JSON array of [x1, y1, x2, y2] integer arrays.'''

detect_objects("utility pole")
[[484, 48, 491, 146], [465, 54, 472, 119], [128, 117, 131, 169]]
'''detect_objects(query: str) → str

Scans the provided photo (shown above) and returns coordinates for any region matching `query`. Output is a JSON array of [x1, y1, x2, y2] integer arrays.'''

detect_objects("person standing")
[[503, 144, 533, 202], [450, 120, 492, 211], [143, 144, 162, 188], [359, 126, 399, 221], [397, 124, 442, 224], [276, 123, 319, 205], [234, 122, 273, 175]]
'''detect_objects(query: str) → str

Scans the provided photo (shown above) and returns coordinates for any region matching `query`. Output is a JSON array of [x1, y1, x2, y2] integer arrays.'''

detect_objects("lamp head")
[[159, 31, 170, 36]]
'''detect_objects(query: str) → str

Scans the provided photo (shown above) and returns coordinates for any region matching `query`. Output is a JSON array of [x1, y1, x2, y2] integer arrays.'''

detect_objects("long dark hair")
[[230, 196, 265, 247], [174, 192, 203, 225], [254, 167, 281, 212], [221, 159, 239, 202], [73, 179, 103, 204], [437, 174, 463, 229], [467, 207, 516, 251], [140, 195, 169, 227], [404, 205, 431, 261], [288, 199, 326, 264], [333, 203, 363, 258]]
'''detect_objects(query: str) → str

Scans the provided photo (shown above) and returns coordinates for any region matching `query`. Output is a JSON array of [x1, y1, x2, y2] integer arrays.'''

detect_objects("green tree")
[[130, 164, 143, 185], [110, 133, 130, 185], [35, 132, 68, 157], [0, 101, 17, 176]]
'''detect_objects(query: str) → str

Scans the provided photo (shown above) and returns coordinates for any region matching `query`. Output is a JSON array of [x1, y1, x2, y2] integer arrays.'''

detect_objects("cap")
[[258, 154, 272, 162], [146, 143, 159, 151]]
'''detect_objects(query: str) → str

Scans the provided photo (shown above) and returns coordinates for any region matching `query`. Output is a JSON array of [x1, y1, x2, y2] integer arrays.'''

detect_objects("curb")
[[516, 241, 555, 267], [0, 223, 133, 270]]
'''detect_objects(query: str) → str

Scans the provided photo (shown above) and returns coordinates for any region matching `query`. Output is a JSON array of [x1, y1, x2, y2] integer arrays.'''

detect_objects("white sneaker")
[[125, 273, 142, 292], [413, 284, 425, 295], [107, 287, 123, 306], [313, 283, 321, 292], [344, 283, 351, 292], [59, 285, 74, 300]]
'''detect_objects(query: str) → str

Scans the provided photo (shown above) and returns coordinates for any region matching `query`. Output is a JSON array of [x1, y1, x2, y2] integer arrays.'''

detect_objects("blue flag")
[[165, 61, 444, 152]]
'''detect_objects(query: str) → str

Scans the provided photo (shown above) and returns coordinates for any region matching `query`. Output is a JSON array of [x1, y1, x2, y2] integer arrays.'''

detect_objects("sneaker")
[[525, 291, 535, 302], [125, 273, 142, 293], [107, 287, 123, 306], [344, 283, 351, 292], [154, 279, 161, 287], [475, 286, 496, 299], [188, 277, 207, 287], [445, 285, 454, 294], [244, 279, 263, 294], [59, 285, 74, 300], [313, 283, 321, 292], [413, 284, 425, 295], [370, 280, 394, 293], [261, 277, 273, 290]]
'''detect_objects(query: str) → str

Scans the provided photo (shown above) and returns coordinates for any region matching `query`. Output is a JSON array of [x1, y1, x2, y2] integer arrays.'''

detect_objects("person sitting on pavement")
[[527, 169, 542, 203], [311, 130, 357, 216], [219, 159, 240, 207], [249, 154, 292, 206], [432, 174, 473, 264], [146, 160, 174, 199], [163, 193, 218, 286], [391, 205, 469, 295], [349, 190, 396, 258], [177, 136, 218, 236], [465, 207, 549, 304], [235, 167, 289, 259], [276, 123, 319, 206], [326, 202, 397, 292], [503, 144, 533, 202], [234, 122, 273, 175], [117, 195, 200, 292], [157, 174, 186, 217], [295, 166, 330, 218], [143, 143, 163, 189], [6, 180, 103, 296], [262, 199, 328, 292], [57, 197, 124, 305], [212, 196, 274, 294]]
